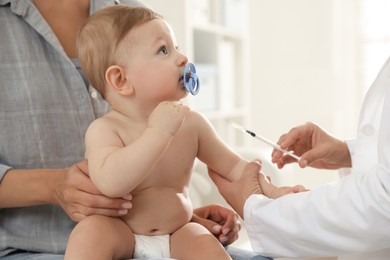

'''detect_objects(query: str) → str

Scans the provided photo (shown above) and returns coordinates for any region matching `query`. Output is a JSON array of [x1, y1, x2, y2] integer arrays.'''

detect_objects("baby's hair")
[[77, 5, 162, 96]]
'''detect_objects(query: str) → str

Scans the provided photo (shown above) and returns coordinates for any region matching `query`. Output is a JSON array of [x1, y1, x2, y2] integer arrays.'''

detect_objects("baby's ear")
[[105, 65, 134, 96]]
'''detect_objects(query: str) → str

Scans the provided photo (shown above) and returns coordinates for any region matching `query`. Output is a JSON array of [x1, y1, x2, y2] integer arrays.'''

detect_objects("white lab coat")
[[244, 57, 390, 260]]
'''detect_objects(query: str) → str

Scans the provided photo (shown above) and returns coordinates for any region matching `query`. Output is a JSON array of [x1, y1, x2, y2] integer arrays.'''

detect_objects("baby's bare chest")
[[143, 138, 198, 187], [115, 118, 199, 185]]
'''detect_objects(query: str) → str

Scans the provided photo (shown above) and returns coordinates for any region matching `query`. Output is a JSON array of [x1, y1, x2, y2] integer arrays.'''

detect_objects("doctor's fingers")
[[273, 153, 300, 169], [277, 122, 318, 150], [271, 133, 300, 165]]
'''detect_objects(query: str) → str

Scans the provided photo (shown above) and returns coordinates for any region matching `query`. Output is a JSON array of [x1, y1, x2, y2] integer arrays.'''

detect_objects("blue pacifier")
[[183, 63, 200, 95]]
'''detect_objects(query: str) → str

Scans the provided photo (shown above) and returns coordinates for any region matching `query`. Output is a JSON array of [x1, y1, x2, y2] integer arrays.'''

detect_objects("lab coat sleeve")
[[338, 139, 355, 178], [244, 165, 390, 258]]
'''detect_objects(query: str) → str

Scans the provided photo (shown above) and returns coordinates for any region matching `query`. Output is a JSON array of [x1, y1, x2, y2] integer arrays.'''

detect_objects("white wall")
[[142, 0, 367, 189], [247, 0, 366, 188]]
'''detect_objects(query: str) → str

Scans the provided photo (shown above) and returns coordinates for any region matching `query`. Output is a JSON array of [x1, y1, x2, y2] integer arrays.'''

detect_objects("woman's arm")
[[0, 168, 64, 208], [0, 160, 132, 222], [192, 204, 241, 246]]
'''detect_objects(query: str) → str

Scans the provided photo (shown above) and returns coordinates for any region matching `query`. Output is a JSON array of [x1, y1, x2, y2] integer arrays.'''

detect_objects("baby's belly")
[[121, 186, 193, 235]]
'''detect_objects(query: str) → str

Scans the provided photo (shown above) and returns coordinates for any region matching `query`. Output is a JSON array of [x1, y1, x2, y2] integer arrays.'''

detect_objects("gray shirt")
[[0, 0, 142, 256]]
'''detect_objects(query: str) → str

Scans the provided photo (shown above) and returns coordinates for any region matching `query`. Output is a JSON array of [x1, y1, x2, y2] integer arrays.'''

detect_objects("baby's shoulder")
[[89, 112, 113, 126], [184, 110, 214, 132], [86, 112, 120, 135], [186, 110, 209, 125]]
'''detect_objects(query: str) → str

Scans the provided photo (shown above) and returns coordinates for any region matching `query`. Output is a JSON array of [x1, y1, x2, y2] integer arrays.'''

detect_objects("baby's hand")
[[148, 101, 189, 135]]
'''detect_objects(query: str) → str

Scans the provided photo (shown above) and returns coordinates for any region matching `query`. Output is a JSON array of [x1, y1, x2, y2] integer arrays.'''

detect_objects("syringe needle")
[[231, 122, 301, 161]]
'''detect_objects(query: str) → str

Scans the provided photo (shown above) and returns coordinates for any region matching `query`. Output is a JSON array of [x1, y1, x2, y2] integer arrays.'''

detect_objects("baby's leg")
[[171, 222, 231, 260], [65, 215, 135, 260]]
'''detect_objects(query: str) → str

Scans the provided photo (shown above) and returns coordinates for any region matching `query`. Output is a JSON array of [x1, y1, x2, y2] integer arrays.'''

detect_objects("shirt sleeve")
[[338, 139, 355, 178], [243, 164, 390, 258], [0, 164, 12, 182], [120, 0, 146, 7]]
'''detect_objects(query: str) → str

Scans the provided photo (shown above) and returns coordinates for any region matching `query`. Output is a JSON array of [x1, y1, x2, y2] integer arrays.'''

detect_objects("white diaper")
[[133, 234, 170, 258]]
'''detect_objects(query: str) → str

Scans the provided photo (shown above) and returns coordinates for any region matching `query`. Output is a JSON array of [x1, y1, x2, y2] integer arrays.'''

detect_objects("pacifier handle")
[[183, 63, 200, 95]]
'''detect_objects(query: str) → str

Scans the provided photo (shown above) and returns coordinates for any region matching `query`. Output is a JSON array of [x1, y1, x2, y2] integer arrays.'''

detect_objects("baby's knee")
[[68, 215, 134, 259], [70, 215, 106, 238], [178, 222, 211, 236]]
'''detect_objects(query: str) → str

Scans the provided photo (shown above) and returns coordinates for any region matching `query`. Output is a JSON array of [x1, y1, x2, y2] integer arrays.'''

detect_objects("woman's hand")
[[55, 160, 133, 222], [192, 204, 241, 246]]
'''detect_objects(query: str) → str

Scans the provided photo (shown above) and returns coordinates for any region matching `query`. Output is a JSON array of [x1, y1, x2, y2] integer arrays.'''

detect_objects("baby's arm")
[[192, 112, 306, 198], [85, 101, 189, 198], [193, 112, 249, 181]]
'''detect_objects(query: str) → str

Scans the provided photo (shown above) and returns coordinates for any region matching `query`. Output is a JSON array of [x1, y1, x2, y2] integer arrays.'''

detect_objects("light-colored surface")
[[247, 0, 362, 186], [248, 0, 363, 140]]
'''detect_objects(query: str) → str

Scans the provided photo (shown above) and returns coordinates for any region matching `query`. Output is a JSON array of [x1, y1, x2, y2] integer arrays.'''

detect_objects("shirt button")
[[90, 91, 98, 99], [361, 124, 375, 136]]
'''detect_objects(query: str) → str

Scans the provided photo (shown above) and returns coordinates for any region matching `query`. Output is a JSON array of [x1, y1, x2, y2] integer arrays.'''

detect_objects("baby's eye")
[[158, 46, 168, 55]]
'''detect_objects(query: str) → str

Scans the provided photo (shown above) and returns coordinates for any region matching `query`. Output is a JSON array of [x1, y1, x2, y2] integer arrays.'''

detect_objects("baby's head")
[[77, 5, 162, 97]]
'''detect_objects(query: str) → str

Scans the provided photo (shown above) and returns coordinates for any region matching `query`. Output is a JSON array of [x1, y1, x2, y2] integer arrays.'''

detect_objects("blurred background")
[[141, 0, 390, 189]]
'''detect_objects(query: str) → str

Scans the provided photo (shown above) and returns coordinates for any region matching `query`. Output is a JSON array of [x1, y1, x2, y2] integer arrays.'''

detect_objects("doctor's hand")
[[272, 122, 352, 170], [192, 204, 240, 246], [56, 160, 133, 222], [209, 161, 265, 219]]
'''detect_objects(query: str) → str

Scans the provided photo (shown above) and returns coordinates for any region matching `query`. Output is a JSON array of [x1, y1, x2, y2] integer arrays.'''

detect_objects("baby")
[[65, 5, 304, 260]]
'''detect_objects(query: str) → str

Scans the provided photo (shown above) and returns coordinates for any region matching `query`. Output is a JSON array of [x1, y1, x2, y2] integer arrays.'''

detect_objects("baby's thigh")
[[170, 222, 230, 260], [66, 215, 135, 260]]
